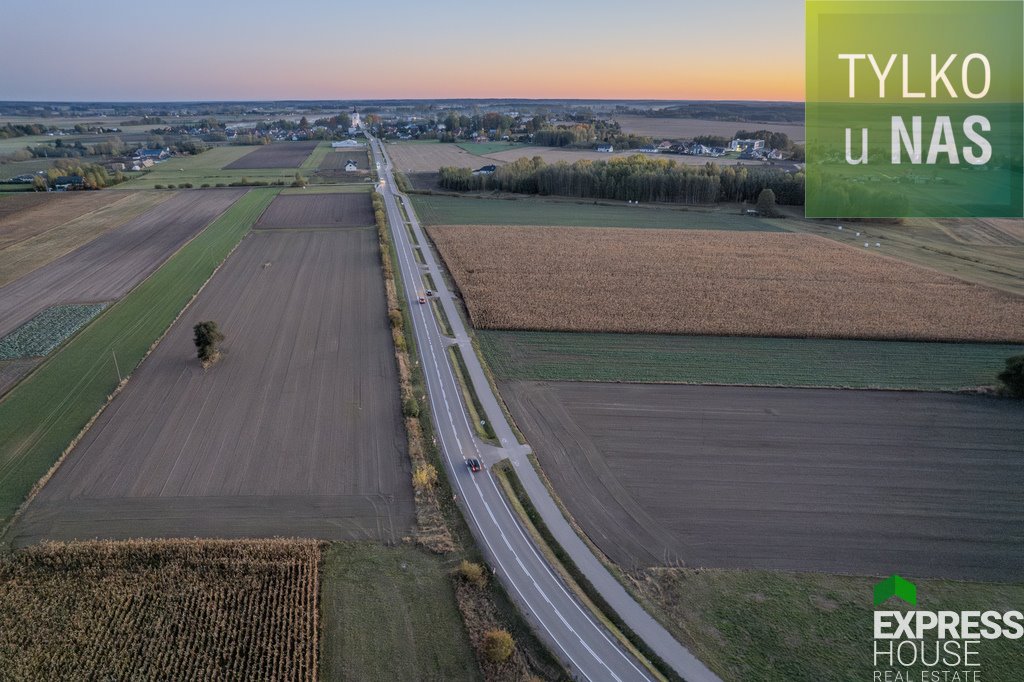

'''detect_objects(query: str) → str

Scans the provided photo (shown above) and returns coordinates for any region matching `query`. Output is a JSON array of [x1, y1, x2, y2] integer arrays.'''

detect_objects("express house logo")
[[872, 575, 1023, 681]]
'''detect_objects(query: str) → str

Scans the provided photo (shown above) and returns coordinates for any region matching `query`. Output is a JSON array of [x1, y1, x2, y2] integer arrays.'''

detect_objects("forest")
[[438, 155, 805, 206]]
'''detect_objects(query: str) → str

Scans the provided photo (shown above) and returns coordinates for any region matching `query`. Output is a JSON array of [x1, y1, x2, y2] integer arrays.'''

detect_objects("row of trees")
[[0, 123, 54, 139], [30, 160, 126, 190], [438, 155, 805, 205]]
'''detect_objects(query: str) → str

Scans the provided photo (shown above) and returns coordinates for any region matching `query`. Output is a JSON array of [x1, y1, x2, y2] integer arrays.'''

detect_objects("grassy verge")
[[299, 142, 330, 171], [629, 568, 1024, 681], [431, 300, 453, 337], [494, 461, 680, 682], [470, 337, 527, 445], [320, 543, 479, 681], [0, 188, 278, 531], [478, 330, 1024, 392], [447, 345, 498, 443]]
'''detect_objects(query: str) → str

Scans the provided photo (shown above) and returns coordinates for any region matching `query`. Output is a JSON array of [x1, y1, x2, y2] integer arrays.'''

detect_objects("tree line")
[[438, 155, 805, 206]]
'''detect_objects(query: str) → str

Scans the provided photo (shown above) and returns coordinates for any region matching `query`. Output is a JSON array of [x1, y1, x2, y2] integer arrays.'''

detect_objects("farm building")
[[331, 139, 361, 148], [596, 144, 614, 153], [729, 138, 765, 152], [52, 175, 85, 191], [472, 165, 497, 175], [345, 160, 358, 172]]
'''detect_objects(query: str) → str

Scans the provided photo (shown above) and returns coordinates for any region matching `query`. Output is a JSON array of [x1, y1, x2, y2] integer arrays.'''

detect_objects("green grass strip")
[[431, 300, 453, 338], [0, 188, 279, 528], [447, 345, 498, 443], [479, 330, 1024, 392]]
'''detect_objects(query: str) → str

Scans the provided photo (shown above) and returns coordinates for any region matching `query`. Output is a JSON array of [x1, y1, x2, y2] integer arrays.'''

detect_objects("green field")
[[117, 146, 323, 189], [0, 188, 278, 530], [479, 330, 1023, 391], [411, 194, 784, 230], [632, 568, 1024, 682], [320, 543, 479, 682], [456, 142, 528, 155]]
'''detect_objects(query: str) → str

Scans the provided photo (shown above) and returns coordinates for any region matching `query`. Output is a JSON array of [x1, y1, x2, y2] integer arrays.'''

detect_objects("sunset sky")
[[1, 0, 804, 101]]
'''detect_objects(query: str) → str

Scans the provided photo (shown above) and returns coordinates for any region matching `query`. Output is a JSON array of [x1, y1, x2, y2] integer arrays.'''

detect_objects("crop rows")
[[429, 225, 1024, 342], [0, 539, 321, 681], [0, 303, 107, 360]]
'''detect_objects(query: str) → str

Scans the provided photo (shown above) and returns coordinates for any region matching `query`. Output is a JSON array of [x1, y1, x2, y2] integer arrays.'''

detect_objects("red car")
[[466, 458, 482, 473], [417, 296, 427, 304]]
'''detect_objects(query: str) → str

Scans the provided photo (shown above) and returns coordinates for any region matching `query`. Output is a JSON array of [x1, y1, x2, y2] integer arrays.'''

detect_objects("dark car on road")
[[467, 458, 482, 473]]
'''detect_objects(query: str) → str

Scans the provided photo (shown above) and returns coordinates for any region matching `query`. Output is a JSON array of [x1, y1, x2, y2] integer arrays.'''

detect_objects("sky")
[[0, 0, 805, 102]]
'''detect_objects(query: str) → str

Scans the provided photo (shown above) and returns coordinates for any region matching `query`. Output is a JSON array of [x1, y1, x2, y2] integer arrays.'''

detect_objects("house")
[[686, 143, 712, 156], [728, 138, 765, 152], [345, 160, 358, 172], [331, 139, 361, 148], [635, 146, 658, 153], [596, 144, 614, 153], [53, 175, 85, 191], [135, 147, 169, 161], [656, 141, 673, 152], [472, 165, 497, 175]]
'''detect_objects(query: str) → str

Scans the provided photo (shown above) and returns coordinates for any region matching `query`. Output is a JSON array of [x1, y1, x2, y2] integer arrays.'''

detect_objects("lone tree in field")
[[998, 354, 1024, 398], [482, 629, 515, 664], [193, 321, 225, 368], [756, 188, 778, 217]]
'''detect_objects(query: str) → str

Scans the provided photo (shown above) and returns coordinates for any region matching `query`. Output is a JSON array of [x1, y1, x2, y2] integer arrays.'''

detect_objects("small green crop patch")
[[411, 194, 783, 231], [0, 304, 108, 360], [479, 330, 1024, 392]]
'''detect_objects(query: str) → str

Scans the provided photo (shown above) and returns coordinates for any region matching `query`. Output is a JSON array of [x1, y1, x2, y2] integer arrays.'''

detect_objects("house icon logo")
[[873, 575, 917, 607]]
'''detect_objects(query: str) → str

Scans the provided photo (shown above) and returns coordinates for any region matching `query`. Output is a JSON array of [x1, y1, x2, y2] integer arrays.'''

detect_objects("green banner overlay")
[[806, 1, 1023, 217]]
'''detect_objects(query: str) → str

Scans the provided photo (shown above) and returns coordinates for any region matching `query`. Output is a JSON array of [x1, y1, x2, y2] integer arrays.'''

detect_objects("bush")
[[756, 188, 778, 216], [402, 396, 420, 418], [482, 629, 514, 663], [411, 464, 437, 491], [153, 184, 165, 189], [200, 183, 210, 188], [215, 183, 226, 188], [998, 354, 1024, 397], [180, 182, 193, 189], [166, 184, 176, 190], [457, 560, 487, 588]]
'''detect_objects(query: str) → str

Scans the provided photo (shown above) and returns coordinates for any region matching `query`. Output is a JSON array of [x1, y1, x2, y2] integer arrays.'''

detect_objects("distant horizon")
[[0, 97, 805, 106], [0, 0, 804, 102]]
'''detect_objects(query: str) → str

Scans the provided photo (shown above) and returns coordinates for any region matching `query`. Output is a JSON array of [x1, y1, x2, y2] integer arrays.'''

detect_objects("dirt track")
[[502, 381, 1024, 582], [223, 141, 319, 169], [13, 227, 413, 544], [0, 189, 246, 338], [254, 193, 374, 229]]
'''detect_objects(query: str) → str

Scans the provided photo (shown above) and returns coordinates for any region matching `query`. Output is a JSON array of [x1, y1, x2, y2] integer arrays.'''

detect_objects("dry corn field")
[[428, 226, 1024, 342], [0, 539, 321, 681]]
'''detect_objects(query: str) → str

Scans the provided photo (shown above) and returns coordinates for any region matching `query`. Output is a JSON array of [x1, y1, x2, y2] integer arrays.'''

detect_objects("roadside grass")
[[410, 194, 783, 231], [447, 345, 498, 443], [431, 300, 453, 337], [629, 568, 1024, 682], [0, 188, 278, 531], [457, 142, 529, 156], [478, 330, 1024, 392], [320, 543, 479, 682]]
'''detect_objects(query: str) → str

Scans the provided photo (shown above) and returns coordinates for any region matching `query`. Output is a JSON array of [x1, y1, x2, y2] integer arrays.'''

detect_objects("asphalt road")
[[371, 135, 720, 682]]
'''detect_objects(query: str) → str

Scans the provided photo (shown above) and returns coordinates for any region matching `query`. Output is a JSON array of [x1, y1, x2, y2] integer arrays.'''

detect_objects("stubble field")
[[386, 141, 499, 172], [0, 539, 320, 681], [429, 225, 1024, 342], [612, 114, 806, 143], [12, 226, 413, 545], [483, 146, 767, 166], [0, 191, 125, 249], [224, 141, 320, 169], [0, 191, 174, 286], [502, 381, 1024, 581], [0, 188, 245, 338], [255, 192, 374, 229]]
